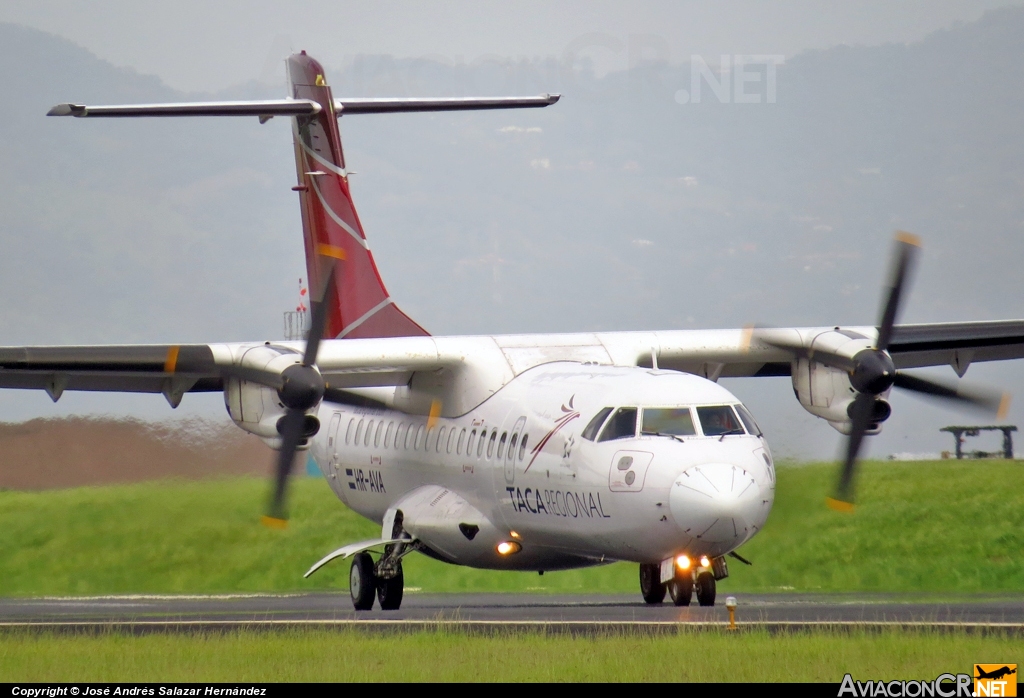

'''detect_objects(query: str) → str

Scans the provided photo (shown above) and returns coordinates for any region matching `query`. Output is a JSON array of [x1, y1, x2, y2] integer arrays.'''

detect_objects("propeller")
[[752, 232, 1009, 510], [218, 246, 363, 527], [260, 263, 336, 528]]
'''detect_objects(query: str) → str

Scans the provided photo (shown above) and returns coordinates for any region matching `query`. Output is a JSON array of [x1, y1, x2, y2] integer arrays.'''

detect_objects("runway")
[[2, 592, 1023, 632]]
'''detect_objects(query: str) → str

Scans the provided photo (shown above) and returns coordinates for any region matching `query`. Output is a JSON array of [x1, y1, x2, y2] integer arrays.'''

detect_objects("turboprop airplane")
[[6, 51, 1024, 611]]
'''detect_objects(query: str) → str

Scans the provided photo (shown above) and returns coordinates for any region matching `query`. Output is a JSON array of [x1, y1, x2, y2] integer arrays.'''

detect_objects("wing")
[[641, 320, 1024, 378], [887, 320, 1024, 370], [0, 338, 457, 407]]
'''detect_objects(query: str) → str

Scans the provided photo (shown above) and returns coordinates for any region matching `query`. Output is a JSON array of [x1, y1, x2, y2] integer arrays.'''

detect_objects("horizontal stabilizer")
[[334, 94, 560, 114], [47, 99, 322, 118], [47, 95, 559, 119]]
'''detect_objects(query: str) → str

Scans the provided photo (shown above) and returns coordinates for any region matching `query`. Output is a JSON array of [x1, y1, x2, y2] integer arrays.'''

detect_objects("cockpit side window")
[[641, 408, 697, 437], [597, 407, 638, 442], [581, 407, 613, 441], [735, 404, 763, 437], [696, 405, 744, 437]]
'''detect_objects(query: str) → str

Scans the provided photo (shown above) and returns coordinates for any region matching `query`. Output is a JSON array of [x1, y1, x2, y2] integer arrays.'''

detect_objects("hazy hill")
[[1, 11, 1023, 460]]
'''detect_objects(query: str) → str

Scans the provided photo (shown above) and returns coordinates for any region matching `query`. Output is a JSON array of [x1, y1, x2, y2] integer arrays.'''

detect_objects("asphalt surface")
[[2, 592, 1023, 631]]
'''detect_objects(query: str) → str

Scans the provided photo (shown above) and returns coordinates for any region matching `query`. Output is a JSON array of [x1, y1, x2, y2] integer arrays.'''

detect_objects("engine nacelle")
[[790, 330, 891, 434], [223, 345, 319, 445]]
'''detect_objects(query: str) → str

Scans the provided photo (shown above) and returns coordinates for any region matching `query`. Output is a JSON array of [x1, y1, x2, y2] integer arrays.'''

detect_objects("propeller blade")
[[750, 329, 855, 372], [829, 392, 875, 511], [302, 266, 336, 367], [263, 408, 306, 527], [322, 386, 389, 410], [892, 372, 1010, 417], [875, 231, 920, 351]]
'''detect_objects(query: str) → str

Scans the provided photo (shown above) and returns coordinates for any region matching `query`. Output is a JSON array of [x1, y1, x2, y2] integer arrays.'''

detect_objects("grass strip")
[[0, 460, 1021, 596], [0, 627, 1018, 682]]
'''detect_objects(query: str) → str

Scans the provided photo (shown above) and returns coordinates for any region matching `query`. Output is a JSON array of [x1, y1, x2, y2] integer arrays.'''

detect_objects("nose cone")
[[670, 463, 764, 554]]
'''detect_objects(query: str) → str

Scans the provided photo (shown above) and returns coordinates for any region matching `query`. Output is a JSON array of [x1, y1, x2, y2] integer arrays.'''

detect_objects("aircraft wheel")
[[377, 562, 404, 610], [639, 563, 666, 604], [350, 552, 376, 611], [695, 571, 716, 607], [669, 574, 693, 607]]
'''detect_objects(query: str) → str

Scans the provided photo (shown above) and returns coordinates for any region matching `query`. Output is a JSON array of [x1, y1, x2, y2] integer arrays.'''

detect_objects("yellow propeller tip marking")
[[163, 345, 180, 374], [826, 497, 855, 513], [426, 399, 442, 430], [261, 515, 289, 530], [317, 244, 346, 260], [997, 393, 1012, 421], [315, 74, 326, 87], [895, 230, 922, 247]]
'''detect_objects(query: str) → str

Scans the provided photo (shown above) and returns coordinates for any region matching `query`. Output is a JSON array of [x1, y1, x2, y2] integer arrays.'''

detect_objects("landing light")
[[699, 556, 711, 568], [509, 530, 521, 539], [675, 554, 691, 570], [496, 541, 522, 556]]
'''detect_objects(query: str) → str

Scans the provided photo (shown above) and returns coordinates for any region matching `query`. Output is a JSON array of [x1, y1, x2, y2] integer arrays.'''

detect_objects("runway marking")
[[31, 593, 306, 601]]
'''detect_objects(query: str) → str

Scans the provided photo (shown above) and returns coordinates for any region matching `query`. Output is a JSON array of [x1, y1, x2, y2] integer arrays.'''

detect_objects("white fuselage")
[[308, 362, 775, 571]]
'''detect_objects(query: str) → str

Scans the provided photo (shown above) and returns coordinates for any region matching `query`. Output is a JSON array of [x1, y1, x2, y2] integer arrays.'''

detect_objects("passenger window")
[[364, 420, 374, 447], [487, 431, 497, 458], [597, 408, 638, 442], [735, 404, 763, 437], [345, 419, 354, 445], [414, 425, 424, 450], [497, 432, 508, 459], [467, 429, 477, 454], [354, 419, 365, 446], [641, 408, 697, 437], [508, 433, 519, 461], [581, 407, 613, 441], [519, 434, 529, 461], [436, 427, 446, 453], [447, 429, 456, 454], [478, 429, 488, 457], [374, 421, 383, 448], [696, 405, 744, 437], [384, 422, 394, 448], [456, 429, 465, 454], [397, 423, 408, 449]]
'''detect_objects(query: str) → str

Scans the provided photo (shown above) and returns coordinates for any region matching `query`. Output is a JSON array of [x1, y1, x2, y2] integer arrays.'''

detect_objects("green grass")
[[0, 628, 1017, 682], [0, 460, 1022, 596]]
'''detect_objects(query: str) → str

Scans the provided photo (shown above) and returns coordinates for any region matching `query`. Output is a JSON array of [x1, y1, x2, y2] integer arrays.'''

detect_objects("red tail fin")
[[287, 53, 428, 340]]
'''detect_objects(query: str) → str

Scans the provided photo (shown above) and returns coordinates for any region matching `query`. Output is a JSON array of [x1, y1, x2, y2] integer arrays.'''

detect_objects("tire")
[[669, 574, 693, 607], [639, 563, 666, 604], [377, 562, 404, 611], [350, 552, 376, 611], [695, 571, 716, 607]]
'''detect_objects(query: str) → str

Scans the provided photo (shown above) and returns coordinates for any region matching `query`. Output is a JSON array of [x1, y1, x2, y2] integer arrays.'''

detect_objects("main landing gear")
[[640, 557, 723, 607], [349, 549, 406, 611]]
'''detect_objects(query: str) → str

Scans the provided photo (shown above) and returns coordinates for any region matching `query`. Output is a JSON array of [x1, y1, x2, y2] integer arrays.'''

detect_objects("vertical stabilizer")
[[287, 52, 429, 340]]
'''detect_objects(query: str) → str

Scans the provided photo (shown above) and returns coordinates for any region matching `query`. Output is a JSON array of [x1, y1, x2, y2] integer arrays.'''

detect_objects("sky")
[[2, 1, 1024, 464], [2, 0, 1022, 93]]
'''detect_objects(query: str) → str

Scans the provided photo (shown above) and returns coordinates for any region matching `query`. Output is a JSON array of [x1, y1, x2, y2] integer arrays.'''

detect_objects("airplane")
[[975, 667, 1017, 681], [5, 51, 1024, 611]]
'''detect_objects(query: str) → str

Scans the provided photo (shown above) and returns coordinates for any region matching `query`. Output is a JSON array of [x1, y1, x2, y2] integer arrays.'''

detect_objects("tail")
[[48, 52, 559, 339], [287, 52, 426, 340]]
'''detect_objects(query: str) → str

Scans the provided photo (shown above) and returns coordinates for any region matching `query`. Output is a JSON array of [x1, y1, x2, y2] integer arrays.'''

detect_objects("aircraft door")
[[326, 412, 343, 478], [505, 416, 526, 484]]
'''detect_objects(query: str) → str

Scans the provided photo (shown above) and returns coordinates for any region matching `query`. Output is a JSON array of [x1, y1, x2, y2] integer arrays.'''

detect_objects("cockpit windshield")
[[696, 405, 744, 437], [597, 407, 638, 442], [641, 408, 697, 437]]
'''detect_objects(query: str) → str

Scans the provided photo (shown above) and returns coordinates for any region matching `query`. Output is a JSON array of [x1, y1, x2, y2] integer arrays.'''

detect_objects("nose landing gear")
[[639, 556, 726, 607]]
